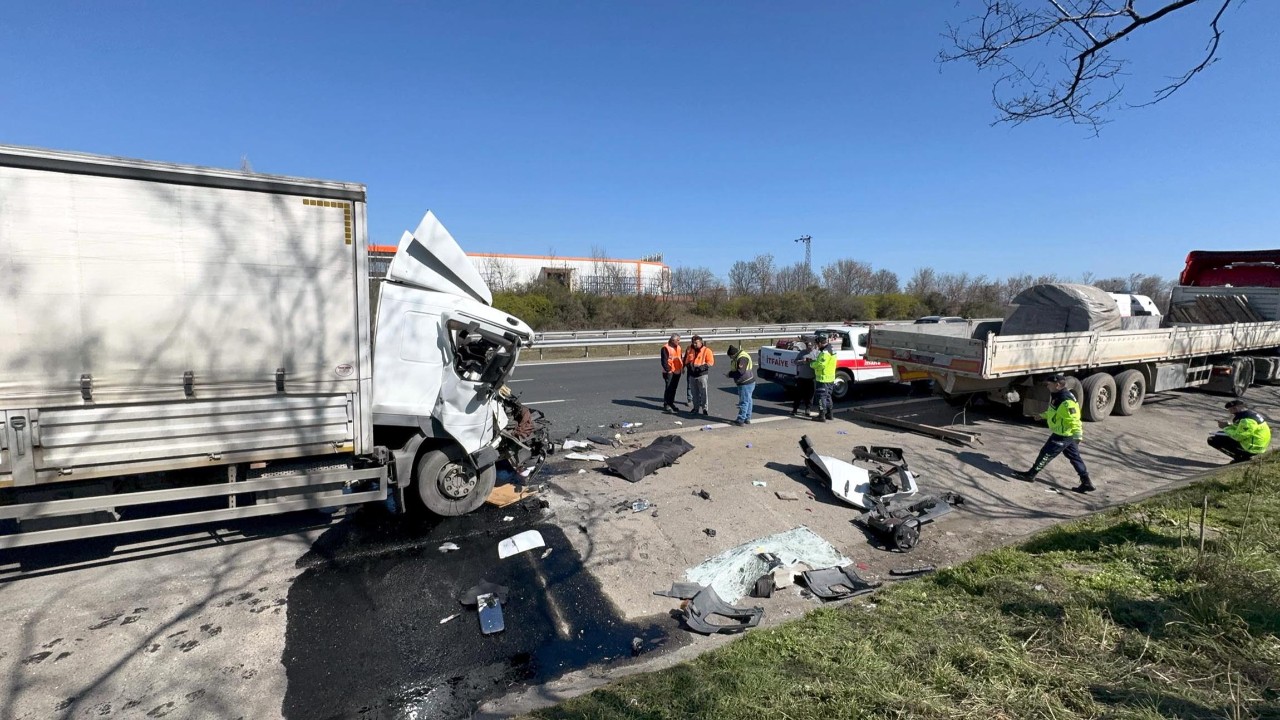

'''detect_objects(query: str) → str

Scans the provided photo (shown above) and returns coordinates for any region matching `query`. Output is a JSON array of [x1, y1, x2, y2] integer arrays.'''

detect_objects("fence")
[[529, 321, 911, 358]]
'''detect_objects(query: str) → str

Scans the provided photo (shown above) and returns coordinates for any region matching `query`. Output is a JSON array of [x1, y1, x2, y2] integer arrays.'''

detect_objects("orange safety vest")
[[661, 343, 684, 374], [683, 345, 714, 375]]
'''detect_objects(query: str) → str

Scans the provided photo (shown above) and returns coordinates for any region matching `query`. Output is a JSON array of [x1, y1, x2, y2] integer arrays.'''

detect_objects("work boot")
[[825, 411, 834, 421], [1072, 477, 1096, 493], [817, 415, 827, 423], [732, 420, 746, 427], [663, 405, 674, 414], [1012, 470, 1036, 482]]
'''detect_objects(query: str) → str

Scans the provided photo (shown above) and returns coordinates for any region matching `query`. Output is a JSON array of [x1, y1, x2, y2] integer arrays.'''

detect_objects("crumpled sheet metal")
[[681, 586, 763, 635], [685, 526, 849, 603], [801, 565, 881, 600]]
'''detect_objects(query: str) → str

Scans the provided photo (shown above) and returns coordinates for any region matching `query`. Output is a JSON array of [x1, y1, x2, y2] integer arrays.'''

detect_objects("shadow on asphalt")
[[280, 500, 686, 720]]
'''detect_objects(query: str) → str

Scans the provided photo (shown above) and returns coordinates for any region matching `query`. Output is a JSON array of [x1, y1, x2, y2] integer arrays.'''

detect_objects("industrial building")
[[368, 246, 671, 295]]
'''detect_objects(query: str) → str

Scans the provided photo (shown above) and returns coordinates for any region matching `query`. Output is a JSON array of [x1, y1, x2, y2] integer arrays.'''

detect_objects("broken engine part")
[[801, 565, 882, 600], [856, 494, 956, 552]]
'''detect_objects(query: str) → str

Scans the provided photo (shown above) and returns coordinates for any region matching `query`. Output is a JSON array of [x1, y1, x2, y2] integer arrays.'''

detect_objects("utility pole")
[[794, 235, 812, 278]]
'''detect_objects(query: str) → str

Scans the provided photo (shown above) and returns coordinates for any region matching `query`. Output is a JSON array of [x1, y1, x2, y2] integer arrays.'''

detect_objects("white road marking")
[[525, 399, 569, 405], [506, 378, 533, 383]]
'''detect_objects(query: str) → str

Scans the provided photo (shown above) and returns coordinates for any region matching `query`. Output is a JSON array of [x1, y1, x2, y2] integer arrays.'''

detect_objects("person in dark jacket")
[[791, 340, 816, 417], [659, 334, 683, 413], [725, 344, 756, 426], [1013, 373, 1093, 493], [1208, 399, 1271, 463]]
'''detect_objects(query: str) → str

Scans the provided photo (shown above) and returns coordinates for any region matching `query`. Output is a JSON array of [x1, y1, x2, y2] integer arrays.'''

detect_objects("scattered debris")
[[631, 637, 645, 655], [775, 491, 800, 501], [486, 483, 538, 508], [457, 581, 509, 606], [801, 565, 881, 601], [630, 499, 653, 513], [846, 407, 981, 446], [1034, 583, 1046, 592], [694, 489, 712, 500], [565, 452, 607, 462], [700, 425, 716, 431], [541, 548, 553, 559], [561, 439, 595, 450], [889, 565, 937, 578], [650, 509, 659, 518], [498, 530, 546, 559], [751, 575, 774, 598], [673, 421, 683, 426], [604, 435, 694, 483], [685, 526, 849, 603], [477, 593, 505, 635], [800, 436, 919, 511], [703, 528, 717, 538], [586, 434, 615, 446], [653, 581, 704, 599], [437, 542, 460, 553], [620, 422, 644, 429], [577, 469, 586, 474], [502, 515, 514, 522], [746, 443, 752, 448], [677, 586, 764, 635], [836, 430, 849, 435], [439, 613, 461, 624], [855, 493, 958, 552], [752, 481, 767, 487]]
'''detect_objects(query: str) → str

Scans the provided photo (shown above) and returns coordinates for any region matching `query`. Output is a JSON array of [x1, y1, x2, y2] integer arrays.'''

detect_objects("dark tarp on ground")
[[605, 435, 694, 483], [1001, 283, 1122, 335]]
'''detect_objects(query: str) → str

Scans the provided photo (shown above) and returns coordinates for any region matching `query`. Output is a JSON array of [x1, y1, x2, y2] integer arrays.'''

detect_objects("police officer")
[[810, 334, 837, 422], [1208, 399, 1271, 463], [725, 344, 756, 426], [1013, 373, 1094, 493], [791, 340, 817, 417]]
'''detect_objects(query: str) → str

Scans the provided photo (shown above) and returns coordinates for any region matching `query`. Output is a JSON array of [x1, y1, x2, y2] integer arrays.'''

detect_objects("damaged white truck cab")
[[372, 212, 542, 516]]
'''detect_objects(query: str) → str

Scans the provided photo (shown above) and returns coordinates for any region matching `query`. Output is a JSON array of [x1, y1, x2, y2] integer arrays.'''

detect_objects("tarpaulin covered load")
[[1001, 283, 1122, 335], [605, 435, 694, 483]]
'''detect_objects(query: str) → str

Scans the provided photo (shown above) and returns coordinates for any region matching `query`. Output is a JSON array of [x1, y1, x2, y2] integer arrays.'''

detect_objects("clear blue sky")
[[2, 2, 1277, 282]]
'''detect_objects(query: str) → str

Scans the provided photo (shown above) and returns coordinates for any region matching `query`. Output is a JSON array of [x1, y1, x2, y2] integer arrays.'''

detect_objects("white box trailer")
[[867, 310, 1280, 421], [0, 146, 545, 549]]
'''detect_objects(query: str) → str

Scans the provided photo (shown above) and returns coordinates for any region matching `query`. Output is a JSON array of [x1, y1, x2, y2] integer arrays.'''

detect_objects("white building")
[[469, 252, 671, 295]]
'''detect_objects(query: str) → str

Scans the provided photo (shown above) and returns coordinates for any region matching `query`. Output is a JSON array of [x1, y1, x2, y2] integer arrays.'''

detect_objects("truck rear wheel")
[[1113, 369, 1146, 416], [415, 447, 496, 517], [1080, 373, 1116, 421], [832, 370, 853, 401], [1231, 357, 1255, 397]]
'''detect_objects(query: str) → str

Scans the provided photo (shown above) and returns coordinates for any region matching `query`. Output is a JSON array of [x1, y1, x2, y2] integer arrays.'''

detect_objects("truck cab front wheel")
[[415, 448, 496, 517], [831, 370, 853, 401]]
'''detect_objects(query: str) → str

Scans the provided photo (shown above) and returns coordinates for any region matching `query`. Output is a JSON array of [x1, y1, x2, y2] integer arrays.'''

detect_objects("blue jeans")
[[735, 382, 756, 422]]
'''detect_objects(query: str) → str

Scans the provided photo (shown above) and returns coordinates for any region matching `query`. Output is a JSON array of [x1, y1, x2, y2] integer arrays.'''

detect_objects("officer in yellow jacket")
[[1013, 373, 1094, 493], [810, 334, 838, 422], [1208, 399, 1271, 463]]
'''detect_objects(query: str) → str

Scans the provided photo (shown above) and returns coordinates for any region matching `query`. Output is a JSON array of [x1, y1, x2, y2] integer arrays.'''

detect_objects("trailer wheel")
[[415, 447, 496, 517], [1113, 370, 1146, 416], [1080, 373, 1116, 422], [1231, 357, 1255, 397], [1064, 376, 1084, 403], [832, 370, 853, 401]]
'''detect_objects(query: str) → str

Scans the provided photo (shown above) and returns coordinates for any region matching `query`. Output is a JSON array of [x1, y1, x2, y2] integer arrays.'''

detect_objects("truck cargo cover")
[[386, 212, 493, 305], [1002, 284, 1121, 335]]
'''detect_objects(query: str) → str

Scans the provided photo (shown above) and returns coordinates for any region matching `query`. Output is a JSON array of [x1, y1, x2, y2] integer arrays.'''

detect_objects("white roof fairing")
[[386, 211, 494, 305]]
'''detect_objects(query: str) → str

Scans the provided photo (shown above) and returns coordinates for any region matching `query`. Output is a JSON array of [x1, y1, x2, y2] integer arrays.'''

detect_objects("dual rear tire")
[[1060, 370, 1146, 422]]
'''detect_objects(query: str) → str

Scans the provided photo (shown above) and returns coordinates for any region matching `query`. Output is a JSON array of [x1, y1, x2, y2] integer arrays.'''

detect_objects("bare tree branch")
[[941, 0, 1235, 129]]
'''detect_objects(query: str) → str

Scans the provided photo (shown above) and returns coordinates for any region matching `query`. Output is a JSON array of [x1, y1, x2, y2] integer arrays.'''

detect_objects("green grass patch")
[[531, 458, 1280, 719]]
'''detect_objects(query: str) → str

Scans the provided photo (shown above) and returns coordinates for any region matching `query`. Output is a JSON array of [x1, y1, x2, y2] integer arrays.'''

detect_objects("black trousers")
[[1030, 435, 1089, 480], [1208, 433, 1255, 462], [662, 372, 681, 408], [791, 377, 815, 412]]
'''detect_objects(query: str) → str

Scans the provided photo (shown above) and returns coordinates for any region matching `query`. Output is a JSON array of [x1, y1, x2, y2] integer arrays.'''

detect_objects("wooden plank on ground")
[[486, 484, 538, 508]]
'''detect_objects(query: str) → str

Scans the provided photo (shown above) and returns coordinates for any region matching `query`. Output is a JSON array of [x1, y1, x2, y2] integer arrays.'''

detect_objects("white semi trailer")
[[0, 145, 547, 549]]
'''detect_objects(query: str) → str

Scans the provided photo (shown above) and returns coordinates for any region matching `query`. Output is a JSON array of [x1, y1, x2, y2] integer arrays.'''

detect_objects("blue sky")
[[2, 1, 1277, 282]]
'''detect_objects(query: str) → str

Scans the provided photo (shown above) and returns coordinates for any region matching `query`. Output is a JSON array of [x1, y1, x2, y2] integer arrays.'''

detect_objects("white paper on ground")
[[564, 452, 607, 461], [498, 529, 546, 559]]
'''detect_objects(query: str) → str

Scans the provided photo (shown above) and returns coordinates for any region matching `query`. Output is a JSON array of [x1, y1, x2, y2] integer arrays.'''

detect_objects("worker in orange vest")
[[683, 335, 715, 416], [660, 334, 684, 413]]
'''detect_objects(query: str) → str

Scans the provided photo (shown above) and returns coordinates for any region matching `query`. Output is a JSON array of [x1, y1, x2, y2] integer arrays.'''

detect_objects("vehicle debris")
[[801, 565, 881, 600], [775, 491, 800, 501], [800, 436, 920, 510], [855, 493, 959, 552], [486, 483, 539, 508], [685, 526, 849, 603], [604, 435, 694, 483], [437, 542, 460, 553], [457, 580, 509, 606], [846, 407, 981, 446], [675, 586, 764, 635], [703, 528, 717, 538], [586, 434, 616, 446], [439, 613, 461, 624], [502, 515, 514, 522], [889, 565, 937, 577], [630, 499, 653, 513], [752, 481, 767, 487], [694, 489, 712, 500], [541, 548, 553, 559], [565, 452, 608, 462], [652, 581, 704, 599], [477, 593, 505, 635], [561, 439, 595, 450], [498, 529, 546, 559]]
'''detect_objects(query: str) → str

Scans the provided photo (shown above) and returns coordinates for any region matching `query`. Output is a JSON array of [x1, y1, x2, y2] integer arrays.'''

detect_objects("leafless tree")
[[670, 266, 722, 299], [821, 258, 875, 295], [941, 0, 1236, 129], [906, 267, 940, 297], [480, 257, 521, 292], [869, 268, 901, 295], [774, 261, 817, 293], [728, 254, 775, 295]]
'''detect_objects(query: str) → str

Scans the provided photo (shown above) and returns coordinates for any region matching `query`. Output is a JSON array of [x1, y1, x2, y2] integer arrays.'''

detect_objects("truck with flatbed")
[[867, 273, 1280, 422], [0, 145, 548, 549]]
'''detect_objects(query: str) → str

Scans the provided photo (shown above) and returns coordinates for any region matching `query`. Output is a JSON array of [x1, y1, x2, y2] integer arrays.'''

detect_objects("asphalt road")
[[508, 356, 913, 434]]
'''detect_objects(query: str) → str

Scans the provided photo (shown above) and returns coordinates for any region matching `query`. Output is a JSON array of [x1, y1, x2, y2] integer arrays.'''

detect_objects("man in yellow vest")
[[725, 344, 756, 426], [1209, 399, 1271, 463], [1013, 373, 1094, 493], [810, 334, 837, 422]]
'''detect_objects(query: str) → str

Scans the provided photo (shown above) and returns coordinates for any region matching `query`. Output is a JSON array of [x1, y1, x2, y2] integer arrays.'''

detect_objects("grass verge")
[[532, 458, 1280, 719]]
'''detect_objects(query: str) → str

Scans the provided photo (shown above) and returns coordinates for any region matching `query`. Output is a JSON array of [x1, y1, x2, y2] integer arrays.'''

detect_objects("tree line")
[[490, 252, 1174, 331]]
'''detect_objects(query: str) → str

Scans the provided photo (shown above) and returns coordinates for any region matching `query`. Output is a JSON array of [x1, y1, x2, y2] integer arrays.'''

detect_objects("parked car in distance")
[[914, 316, 966, 324]]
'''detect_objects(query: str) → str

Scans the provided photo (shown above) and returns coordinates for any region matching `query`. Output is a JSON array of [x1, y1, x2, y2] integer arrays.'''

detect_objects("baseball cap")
[[1045, 373, 1066, 383], [1225, 399, 1246, 409]]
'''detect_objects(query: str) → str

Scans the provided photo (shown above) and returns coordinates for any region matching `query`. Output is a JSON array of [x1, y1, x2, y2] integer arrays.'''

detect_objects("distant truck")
[[757, 326, 896, 401], [0, 145, 549, 549], [868, 268, 1280, 422]]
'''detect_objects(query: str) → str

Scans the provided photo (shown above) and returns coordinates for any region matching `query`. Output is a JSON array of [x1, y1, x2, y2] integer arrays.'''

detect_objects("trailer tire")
[[415, 447, 496, 517], [1064, 376, 1084, 404], [1113, 369, 1145, 416], [832, 370, 853, 401], [1231, 357, 1255, 397], [1080, 373, 1116, 422]]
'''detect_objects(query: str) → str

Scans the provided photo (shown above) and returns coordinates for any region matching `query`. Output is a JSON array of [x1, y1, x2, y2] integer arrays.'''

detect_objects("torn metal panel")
[[801, 566, 881, 600], [498, 529, 545, 559], [856, 494, 958, 552], [685, 526, 849, 603], [680, 586, 763, 635], [387, 211, 494, 305], [799, 436, 919, 511]]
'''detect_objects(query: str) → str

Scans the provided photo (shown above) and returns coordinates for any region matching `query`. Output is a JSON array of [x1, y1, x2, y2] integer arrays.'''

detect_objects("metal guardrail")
[[529, 321, 914, 357]]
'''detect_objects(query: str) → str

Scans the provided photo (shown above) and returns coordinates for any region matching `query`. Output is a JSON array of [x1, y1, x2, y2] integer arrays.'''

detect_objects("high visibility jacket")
[[684, 345, 714, 376], [1041, 390, 1083, 440], [811, 350, 837, 384], [729, 349, 755, 386], [661, 343, 683, 374], [1225, 410, 1271, 455]]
